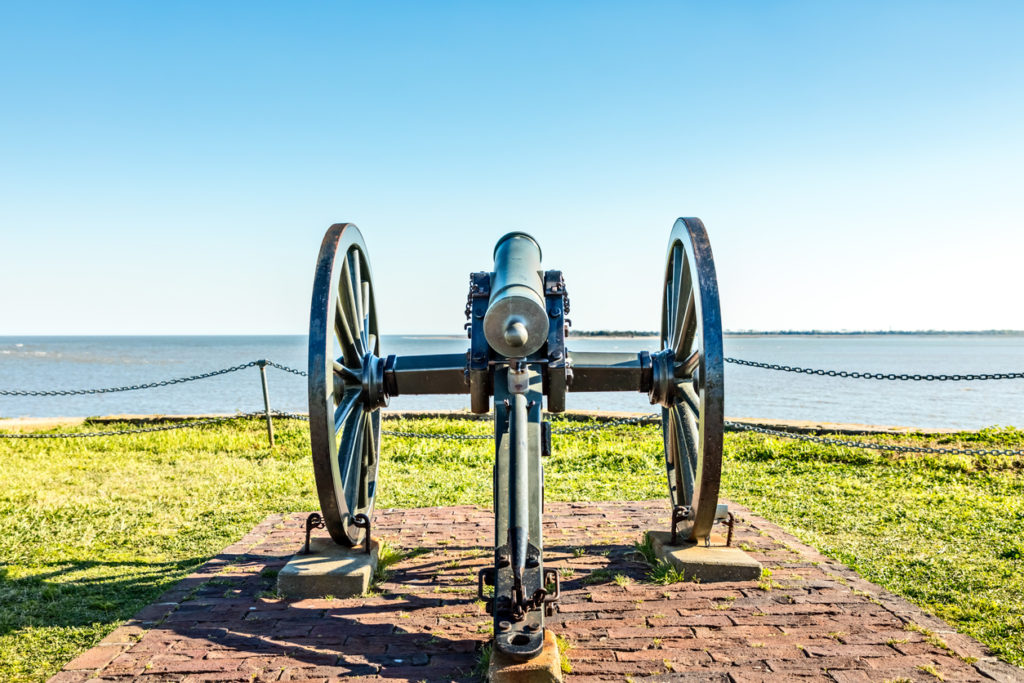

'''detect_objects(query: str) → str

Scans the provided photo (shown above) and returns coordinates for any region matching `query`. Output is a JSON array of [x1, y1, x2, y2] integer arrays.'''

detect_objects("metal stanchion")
[[257, 360, 275, 447]]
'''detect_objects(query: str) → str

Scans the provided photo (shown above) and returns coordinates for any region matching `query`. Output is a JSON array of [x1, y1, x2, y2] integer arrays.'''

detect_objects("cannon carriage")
[[306, 218, 724, 660]]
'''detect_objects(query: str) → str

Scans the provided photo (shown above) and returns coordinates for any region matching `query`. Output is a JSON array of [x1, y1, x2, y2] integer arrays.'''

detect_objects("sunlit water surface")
[[1, 335, 1022, 429]]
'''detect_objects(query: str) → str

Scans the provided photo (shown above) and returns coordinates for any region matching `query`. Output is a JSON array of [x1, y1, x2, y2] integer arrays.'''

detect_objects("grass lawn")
[[0, 416, 1022, 681]]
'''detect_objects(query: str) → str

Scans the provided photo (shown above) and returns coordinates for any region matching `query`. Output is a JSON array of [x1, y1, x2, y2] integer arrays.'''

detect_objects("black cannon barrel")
[[483, 232, 548, 358]]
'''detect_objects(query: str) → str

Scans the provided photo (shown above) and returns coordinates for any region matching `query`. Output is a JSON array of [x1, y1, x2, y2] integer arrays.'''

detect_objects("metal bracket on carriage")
[[477, 566, 495, 611], [671, 504, 735, 546], [476, 566, 559, 616], [491, 542, 547, 659], [466, 271, 492, 413], [543, 269, 569, 412], [302, 513, 327, 554], [351, 513, 372, 555], [724, 512, 736, 547], [670, 505, 694, 546]]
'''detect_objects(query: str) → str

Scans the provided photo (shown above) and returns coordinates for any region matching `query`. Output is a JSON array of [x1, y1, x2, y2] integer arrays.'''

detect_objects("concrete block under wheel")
[[488, 629, 562, 683], [647, 530, 761, 583], [277, 537, 378, 598]]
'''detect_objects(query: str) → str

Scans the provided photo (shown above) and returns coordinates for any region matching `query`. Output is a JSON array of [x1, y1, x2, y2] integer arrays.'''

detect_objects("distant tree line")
[[569, 329, 1024, 337], [723, 329, 1024, 336], [568, 330, 657, 337]]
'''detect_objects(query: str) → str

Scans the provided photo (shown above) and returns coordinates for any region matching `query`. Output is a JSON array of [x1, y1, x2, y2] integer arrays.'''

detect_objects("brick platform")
[[52, 502, 1022, 682]]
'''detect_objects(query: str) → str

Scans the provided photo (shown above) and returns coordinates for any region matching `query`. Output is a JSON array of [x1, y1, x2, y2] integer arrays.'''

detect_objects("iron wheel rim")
[[308, 223, 382, 547], [658, 217, 724, 541]]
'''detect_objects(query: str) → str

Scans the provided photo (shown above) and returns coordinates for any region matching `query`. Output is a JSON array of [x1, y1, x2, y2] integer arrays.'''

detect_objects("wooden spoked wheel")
[[655, 218, 724, 542], [308, 223, 383, 547]]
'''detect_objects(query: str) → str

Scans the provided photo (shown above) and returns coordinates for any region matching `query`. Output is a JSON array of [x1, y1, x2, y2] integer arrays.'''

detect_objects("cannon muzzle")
[[483, 232, 548, 358]]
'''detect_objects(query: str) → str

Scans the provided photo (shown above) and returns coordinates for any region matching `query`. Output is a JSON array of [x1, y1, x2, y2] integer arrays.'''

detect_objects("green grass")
[[634, 532, 688, 584], [724, 427, 1024, 666], [0, 416, 1022, 681]]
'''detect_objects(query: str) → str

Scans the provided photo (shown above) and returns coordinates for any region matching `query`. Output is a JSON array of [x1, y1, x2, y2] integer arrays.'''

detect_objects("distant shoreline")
[[2, 330, 1022, 340], [569, 329, 1024, 338]]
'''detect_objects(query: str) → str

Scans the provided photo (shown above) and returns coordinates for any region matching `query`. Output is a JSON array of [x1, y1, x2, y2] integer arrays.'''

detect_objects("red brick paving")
[[51, 501, 1022, 682]]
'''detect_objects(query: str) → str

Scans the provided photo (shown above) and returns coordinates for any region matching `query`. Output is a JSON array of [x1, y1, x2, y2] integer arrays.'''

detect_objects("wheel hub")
[[360, 353, 389, 409], [648, 348, 677, 408]]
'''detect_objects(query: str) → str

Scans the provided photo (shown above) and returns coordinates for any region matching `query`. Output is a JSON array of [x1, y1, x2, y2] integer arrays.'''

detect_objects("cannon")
[[306, 219, 723, 660]]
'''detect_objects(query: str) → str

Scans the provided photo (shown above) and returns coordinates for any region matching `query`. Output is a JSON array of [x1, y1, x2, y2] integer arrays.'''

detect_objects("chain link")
[[380, 414, 657, 440], [725, 357, 1024, 382], [4, 408, 1021, 456], [262, 361, 308, 377], [363, 415, 1024, 457], [270, 411, 309, 421], [0, 359, 307, 396], [4, 356, 1020, 397], [2, 353, 1021, 453], [0, 411, 270, 439], [549, 414, 656, 434], [725, 420, 1024, 456], [382, 429, 492, 440]]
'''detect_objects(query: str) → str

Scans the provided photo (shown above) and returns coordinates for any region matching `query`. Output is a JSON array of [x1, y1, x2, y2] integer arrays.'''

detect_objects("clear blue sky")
[[2, 1, 1022, 334]]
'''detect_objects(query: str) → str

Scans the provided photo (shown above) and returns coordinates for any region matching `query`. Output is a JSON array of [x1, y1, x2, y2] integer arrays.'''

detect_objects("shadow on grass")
[[0, 557, 205, 636]]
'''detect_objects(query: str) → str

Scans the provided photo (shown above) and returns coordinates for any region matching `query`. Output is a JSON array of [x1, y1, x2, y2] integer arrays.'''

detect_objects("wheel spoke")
[[333, 360, 360, 384], [334, 388, 361, 435], [679, 381, 701, 419], [367, 333, 377, 355], [670, 274, 690, 355], [665, 283, 675, 351], [342, 408, 365, 514], [358, 412, 373, 509], [340, 254, 366, 357], [663, 282, 673, 350], [668, 244, 684, 349], [349, 250, 365, 337], [364, 411, 378, 467], [676, 349, 700, 379], [663, 407, 680, 503], [672, 403, 697, 503], [681, 399, 702, 501], [676, 288, 696, 357], [335, 295, 359, 366], [361, 280, 371, 349]]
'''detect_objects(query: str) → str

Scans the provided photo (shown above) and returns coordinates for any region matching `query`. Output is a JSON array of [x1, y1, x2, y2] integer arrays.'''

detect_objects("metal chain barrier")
[[2, 357, 1022, 453], [549, 414, 657, 434], [724, 357, 1024, 381], [725, 420, 1024, 456], [4, 410, 1022, 456], [263, 361, 308, 377], [381, 415, 1024, 456], [0, 360, 307, 396], [3, 357, 1020, 397], [382, 429, 491, 440], [379, 414, 658, 440], [0, 411, 276, 439]]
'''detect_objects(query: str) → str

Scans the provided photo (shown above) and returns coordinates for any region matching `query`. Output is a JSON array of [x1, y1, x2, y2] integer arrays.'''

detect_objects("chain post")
[[257, 360, 275, 448]]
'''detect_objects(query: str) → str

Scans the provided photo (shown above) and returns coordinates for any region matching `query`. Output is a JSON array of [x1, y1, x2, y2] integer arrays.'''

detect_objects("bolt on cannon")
[[306, 218, 724, 661]]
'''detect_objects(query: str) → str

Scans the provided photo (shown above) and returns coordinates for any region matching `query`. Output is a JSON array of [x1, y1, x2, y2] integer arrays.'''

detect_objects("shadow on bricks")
[[148, 549, 485, 681], [50, 503, 1024, 683]]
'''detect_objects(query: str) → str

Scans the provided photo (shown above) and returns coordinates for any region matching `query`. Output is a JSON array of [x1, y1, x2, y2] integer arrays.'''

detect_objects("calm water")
[[1, 335, 1022, 429]]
